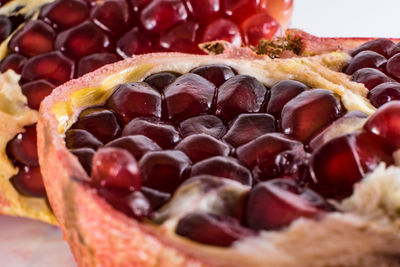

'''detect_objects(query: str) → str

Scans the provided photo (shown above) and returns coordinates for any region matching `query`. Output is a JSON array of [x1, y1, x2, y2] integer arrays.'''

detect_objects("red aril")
[[70, 147, 96, 175], [352, 68, 393, 91], [0, 54, 27, 74], [185, 0, 220, 22], [11, 165, 46, 198], [116, 27, 153, 57], [368, 82, 400, 108], [345, 51, 387, 75], [386, 53, 400, 79], [144, 71, 180, 93], [40, 0, 89, 30], [21, 80, 55, 110], [7, 124, 38, 166], [222, 0, 260, 23], [141, 187, 171, 210], [260, 0, 293, 28], [351, 38, 394, 58], [77, 53, 120, 77], [65, 129, 103, 150], [190, 64, 236, 88], [202, 18, 242, 47], [90, 0, 130, 36], [178, 115, 225, 139], [241, 13, 282, 46], [159, 21, 200, 54], [105, 135, 161, 160]]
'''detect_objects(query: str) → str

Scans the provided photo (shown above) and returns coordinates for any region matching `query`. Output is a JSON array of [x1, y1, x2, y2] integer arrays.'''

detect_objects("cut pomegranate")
[[91, 147, 141, 191], [70, 147, 95, 175], [351, 38, 395, 58], [190, 64, 236, 88], [352, 68, 393, 91], [0, 15, 11, 43], [8, 20, 55, 57], [40, 0, 89, 30], [0, 54, 27, 74], [241, 13, 282, 46], [176, 213, 254, 247], [77, 53, 120, 77], [90, 0, 130, 36], [65, 129, 103, 150], [11, 165, 46, 198], [105, 135, 161, 160], [368, 82, 400, 108], [164, 73, 216, 122], [116, 27, 153, 57], [21, 80, 55, 110], [178, 115, 225, 138], [202, 18, 242, 47], [144, 71, 180, 93], [140, 150, 191, 193], [280, 89, 342, 142], [345, 51, 387, 75], [7, 124, 38, 166], [107, 82, 162, 123]]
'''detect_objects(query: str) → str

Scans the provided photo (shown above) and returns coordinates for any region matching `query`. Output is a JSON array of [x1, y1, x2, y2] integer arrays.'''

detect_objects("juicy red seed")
[[116, 27, 153, 57], [21, 51, 74, 85], [55, 21, 110, 59], [98, 188, 151, 220], [105, 135, 161, 160], [236, 133, 303, 168], [123, 118, 180, 149], [11, 165, 46, 198], [216, 75, 267, 121], [351, 38, 394, 58], [201, 18, 242, 47], [368, 82, 400, 108], [352, 68, 393, 90], [175, 134, 231, 163], [179, 115, 225, 138], [222, 0, 260, 23], [7, 124, 38, 166], [21, 80, 54, 110], [40, 0, 89, 30], [65, 129, 103, 150], [241, 13, 282, 46], [190, 64, 236, 88], [144, 71, 180, 93], [310, 133, 364, 199], [141, 186, 171, 210], [140, 150, 191, 193], [77, 53, 120, 77], [364, 101, 400, 151], [0, 54, 27, 74], [8, 20, 55, 57], [386, 53, 400, 80], [130, 0, 151, 11], [107, 82, 162, 123], [267, 80, 308, 117], [90, 0, 130, 35], [164, 73, 216, 122], [176, 213, 254, 247], [159, 21, 200, 54], [223, 113, 276, 147], [190, 156, 253, 186], [91, 147, 141, 190], [281, 89, 342, 142], [245, 179, 328, 231], [0, 15, 11, 43], [389, 42, 400, 57], [186, 0, 220, 22], [140, 0, 188, 34], [72, 108, 121, 144], [345, 51, 387, 75], [70, 147, 95, 175]]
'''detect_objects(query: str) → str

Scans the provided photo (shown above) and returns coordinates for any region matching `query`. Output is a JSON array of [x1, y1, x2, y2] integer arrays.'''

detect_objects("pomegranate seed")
[[40, 0, 89, 30], [223, 113, 276, 147], [159, 21, 200, 54], [185, 0, 220, 22], [55, 21, 110, 59], [122, 118, 180, 149], [91, 147, 141, 190], [190, 64, 236, 87], [241, 13, 282, 46], [201, 18, 242, 47], [21, 51, 74, 85], [0, 15, 11, 43], [140, 150, 191, 193], [345, 51, 387, 75], [0, 54, 27, 74], [144, 71, 180, 92], [130, 0, 151, 12], [386, 53, 400, 79], [179, 115, 225, 138], [267, 80, 308, 118], [105, 135, 161, 160], [176, 213, 253, 247], [368, 82, 400, 107], [91, 0, 130, 36], [175, 134, 231, 163], [351, 38, 394, 58], [389, 42, 400, 57], [260, 0, 293, 27], [21, 80, 55, 110], [107, 82, 162, 123], [116, 27, 153, 57], [310, 133, 364, 199], [70, 147, 95, 175], [77, 53, 120, 77], [65, 129, 103, 150], [222, 0, 260, 23], [141, 187, 171, 210], [140, 0, 188, 34], [281, 89, 342, 142], [7, 124, 38, 166], [190, 156, 253, 186], [352, 68, 393, 90], [364, 101, 400, 151], [216, 75, 267, 121], [8, 20, 55, 57], [245, 179, 329, 230], [72, 108, 121, 144], [11, 165, 46, 198], [164, 73, 216, 122]]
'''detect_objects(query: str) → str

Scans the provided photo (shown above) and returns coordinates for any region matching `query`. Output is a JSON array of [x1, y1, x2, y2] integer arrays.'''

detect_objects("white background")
[[1, 1, 399, 266]]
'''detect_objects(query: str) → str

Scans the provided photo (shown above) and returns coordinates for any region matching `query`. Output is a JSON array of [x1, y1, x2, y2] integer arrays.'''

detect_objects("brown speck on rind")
[[199, 42, 226, 55], [254, 35, 303, 59]]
